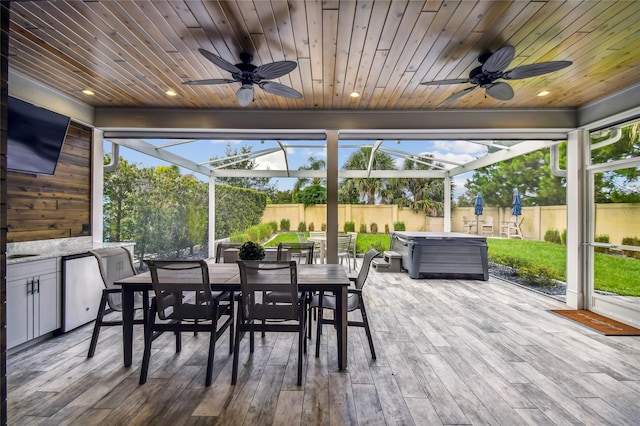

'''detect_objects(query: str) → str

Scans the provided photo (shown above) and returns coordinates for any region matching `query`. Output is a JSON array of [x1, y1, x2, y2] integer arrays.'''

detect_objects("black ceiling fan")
[[184, 48, 302, 106], [421, 45, 572, 106]]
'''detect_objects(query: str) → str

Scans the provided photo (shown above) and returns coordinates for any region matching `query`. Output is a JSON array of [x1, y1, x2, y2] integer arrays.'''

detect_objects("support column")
[[208, 175, 216, 259], [326, 131, 338, 264], [565, 130, 587, 309], [444, 176, 452, 232]]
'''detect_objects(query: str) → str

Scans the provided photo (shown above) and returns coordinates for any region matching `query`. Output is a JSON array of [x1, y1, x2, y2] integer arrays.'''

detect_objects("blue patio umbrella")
[[474, 193, 483, 233], [512, 189, 522, 217]]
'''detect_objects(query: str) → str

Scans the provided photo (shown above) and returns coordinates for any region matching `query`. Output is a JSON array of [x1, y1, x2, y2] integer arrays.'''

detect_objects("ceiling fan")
[[184, 48, 303, 106], [421, 45, 572, 106]]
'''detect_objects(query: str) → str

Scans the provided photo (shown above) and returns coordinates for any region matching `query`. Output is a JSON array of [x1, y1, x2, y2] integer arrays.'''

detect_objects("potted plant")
[[238, 241, 265, 261]]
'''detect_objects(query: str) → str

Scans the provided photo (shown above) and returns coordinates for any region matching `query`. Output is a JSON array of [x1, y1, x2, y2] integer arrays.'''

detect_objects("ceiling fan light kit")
[[421, 45, 572, 107], [184, 49, 302, 107]]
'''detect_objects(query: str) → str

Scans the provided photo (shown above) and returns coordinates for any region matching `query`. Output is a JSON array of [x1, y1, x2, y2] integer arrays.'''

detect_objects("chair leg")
[[139, 303, 157, 384], [175, 321, 182, 353], [228, 292, 235, 354], [231, 310, 243, 385], [205, 323, 216, 387], [359, 296, 376, 360], [315, 306, 323, 358], [87, 292, 109, 358]]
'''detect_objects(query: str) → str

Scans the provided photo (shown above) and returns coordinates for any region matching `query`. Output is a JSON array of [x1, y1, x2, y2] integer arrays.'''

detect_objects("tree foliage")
[[210, 143, 276, 194], [292, 157, 326, 200], [385, 156, 447, 215], [340, 148, 395, 204], [295, 184, 327, 207]]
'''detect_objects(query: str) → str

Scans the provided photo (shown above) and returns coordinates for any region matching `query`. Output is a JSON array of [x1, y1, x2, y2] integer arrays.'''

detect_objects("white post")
[[565, 129, 587, 309], [208, 174, 216, 259], [444, 175, 452, 232], [326, 130, 339, 264]]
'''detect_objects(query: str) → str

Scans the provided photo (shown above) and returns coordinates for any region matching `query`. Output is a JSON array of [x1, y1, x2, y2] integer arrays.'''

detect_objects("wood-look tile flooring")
[[8, 270, 640, 425]]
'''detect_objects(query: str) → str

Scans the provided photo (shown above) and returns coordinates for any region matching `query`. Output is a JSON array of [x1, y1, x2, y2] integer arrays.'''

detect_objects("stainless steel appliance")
[[61, 252, 104, 332]]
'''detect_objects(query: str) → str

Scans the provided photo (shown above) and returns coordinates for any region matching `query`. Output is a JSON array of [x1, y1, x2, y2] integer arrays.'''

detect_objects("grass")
[[263, 232, 640, 297]]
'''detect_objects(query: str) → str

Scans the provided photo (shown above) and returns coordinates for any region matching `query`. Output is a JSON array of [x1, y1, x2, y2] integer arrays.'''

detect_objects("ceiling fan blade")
[[485, 82, 514, 100], [437, 86, 477, 107], [183, 78, 236, 85], [259, 81, 303, 98], [482, 45, 515, 73], [503, 61, 573, 80], [255, 61, 298, 79], [420, 78, 471, 86], [198, 48, 241, 74]]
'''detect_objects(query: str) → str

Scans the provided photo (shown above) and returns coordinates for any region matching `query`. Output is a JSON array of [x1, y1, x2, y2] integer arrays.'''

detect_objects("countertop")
[[7, 237, 135, 265]]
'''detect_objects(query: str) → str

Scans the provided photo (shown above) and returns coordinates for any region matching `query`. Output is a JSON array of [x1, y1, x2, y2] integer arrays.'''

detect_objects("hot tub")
[[390, 232, 488, 280]]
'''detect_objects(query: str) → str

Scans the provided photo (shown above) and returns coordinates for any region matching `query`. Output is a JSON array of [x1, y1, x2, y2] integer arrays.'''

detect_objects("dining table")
[[115, 261, 351, 370]]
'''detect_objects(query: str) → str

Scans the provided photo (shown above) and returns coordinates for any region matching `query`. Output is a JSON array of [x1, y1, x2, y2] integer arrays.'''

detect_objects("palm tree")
[[385, 156, 446, 215], [292, 156, 326, 200], [341, 148, 395, 204]]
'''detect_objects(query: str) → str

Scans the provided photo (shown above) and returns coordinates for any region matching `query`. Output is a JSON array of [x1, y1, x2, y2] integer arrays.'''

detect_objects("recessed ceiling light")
[[537, 90, 550, 97], [350, 91, 360, 98], [165, 89, 178, 97], [82, 89, 95, 96]]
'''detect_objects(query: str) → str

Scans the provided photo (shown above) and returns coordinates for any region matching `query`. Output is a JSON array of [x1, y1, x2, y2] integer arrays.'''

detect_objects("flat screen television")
[[7, 96, 71, 175]]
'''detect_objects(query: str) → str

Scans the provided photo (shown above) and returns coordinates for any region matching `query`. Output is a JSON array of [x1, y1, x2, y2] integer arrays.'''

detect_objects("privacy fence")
[[261, 203, 640, 245]]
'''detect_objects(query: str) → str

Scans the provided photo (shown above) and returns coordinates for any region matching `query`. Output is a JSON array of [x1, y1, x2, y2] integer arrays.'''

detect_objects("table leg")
[[336, 286, 348, 370], [121, 287, 135, 367], [320, 241, 326, 264]]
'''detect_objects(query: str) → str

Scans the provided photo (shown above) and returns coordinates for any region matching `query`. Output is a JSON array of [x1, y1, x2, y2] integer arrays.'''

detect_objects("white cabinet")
[[7, 258, 61, 349]]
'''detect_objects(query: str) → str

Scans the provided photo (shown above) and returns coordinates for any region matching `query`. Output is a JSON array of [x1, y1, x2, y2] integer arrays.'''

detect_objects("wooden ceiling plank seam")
[[297, 58, 315, 109], [216, 0, 261, 55], [288, 0, 311, 59], [376, 0, 410, 52], [8, 3, 147, 99], [350, 0, 391, 109], [368, 87, 385, 110], [312, 78, 324, 109], [422, 0, 444, 13], [8, 22, 145, 106], [186, 1, 238, 64], [339, 0, 373, 107], [306, 0, 324, 82], [360, 50, 389, 109], [380, 2, 426, 102], [393, 1, 476, 108], [510, 1, 610, 68], [322, 8, 338, 109], [270, 0, 305, 107], [169, 0, 201, 29], [332, 0, 357, 108], [75, 1, 187, 102]]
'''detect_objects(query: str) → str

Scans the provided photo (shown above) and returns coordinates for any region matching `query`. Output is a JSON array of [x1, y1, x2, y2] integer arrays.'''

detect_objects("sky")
[[106, 138, 486, 199]]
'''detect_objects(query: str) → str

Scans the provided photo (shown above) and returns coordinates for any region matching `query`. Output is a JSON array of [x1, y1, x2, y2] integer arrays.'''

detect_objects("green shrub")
[[621, 237, 640, 259], [298, 221, 307, 232], [370, 241, 386, 253], [384, 224, 390, 234], [259, 223, 273, 240], [517, 264, 558, 287], [308, 222, 315, 232], [490, 253, 528, 274], [393, 221, 406, 231], [370, 223, 378, 234], [215, 184, 267, 240], [245, 225, 260, 242], [594, 234, 610, 254], [280, 218, 290, 231], [359, 223, 367, 233], [229, 232, 246, 243], [238, 241, 265, 260], [344, 221, 355, 232], [561, 229, 567, 246], [321, 223, 327, 231], [544, 229, 562, 244], [268, 221, 278, 234]]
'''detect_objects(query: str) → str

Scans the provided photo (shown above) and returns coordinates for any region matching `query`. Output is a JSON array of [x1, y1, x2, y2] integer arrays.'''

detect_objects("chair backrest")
[[237, 261, 299, 321], [309, 231, 325, 239], [483, 216, 494, 226], [354, 248, 381, 290], [145, 259, 210, 321], [215, 242, 243, 263], [347, 232, 358, 248], [277, 242, 314, 263], [337, 235, 352, 254], [88, 247, 137, 311]]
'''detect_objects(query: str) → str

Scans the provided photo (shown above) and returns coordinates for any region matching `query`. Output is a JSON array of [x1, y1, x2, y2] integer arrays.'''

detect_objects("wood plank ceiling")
[[7, 0, 640, 111]]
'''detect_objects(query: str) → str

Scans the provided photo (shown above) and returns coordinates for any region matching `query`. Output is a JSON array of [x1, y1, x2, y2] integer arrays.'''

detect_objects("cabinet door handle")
[[35, 277, 40, 293], [27, 279, 33, 295]]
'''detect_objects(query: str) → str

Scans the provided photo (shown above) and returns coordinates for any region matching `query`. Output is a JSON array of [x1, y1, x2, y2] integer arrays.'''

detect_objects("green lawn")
[[264, 232, 640, 297]]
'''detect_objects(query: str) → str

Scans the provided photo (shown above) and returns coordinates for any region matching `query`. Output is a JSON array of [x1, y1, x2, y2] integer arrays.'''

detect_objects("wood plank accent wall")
[[6, 121, 92, 243], [2, 1, 10, 422]]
